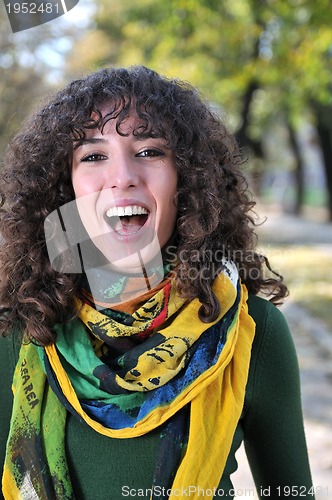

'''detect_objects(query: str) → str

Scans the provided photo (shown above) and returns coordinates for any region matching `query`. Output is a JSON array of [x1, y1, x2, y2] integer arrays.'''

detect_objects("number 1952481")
[[6, 3, 60, 14]]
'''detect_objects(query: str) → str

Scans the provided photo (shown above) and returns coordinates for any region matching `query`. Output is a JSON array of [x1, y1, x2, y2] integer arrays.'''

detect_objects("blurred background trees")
[[0, 7, 44, 154], [1, 0, 332, 219], [0, 1, 85, 154]]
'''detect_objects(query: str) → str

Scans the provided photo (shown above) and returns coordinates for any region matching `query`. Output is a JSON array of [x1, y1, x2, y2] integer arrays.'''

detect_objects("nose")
[[107, 154, 139, 191]]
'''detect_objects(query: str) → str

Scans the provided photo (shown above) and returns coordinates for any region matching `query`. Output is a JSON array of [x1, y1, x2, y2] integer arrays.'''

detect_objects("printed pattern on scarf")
[[3, 261, 255, 500]]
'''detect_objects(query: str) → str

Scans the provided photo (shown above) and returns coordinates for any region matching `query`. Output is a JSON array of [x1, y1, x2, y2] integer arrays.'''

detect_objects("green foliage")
[[61, 0, 332, 167], [0, 64, 44, 156], [66, 0, 331, 213], [0, 11, 43, 157], [67, 0, 331, 130]]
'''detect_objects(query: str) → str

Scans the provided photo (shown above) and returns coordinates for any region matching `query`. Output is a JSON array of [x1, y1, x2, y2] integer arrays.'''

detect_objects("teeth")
[[106, 205, 149, 218]]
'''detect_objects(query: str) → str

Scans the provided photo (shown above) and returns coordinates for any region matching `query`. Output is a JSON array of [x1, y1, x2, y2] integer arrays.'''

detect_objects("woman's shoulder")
[[247, 293, 292, 347], [245, 294, 300, 393], [246, 294, 298, 375], [247, 293, 288, 330], [0, 332, 22, 473], [0, 330, 22, 374]]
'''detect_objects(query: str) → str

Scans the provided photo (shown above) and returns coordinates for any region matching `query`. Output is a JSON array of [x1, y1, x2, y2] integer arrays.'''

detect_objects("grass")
[[258, 244, 332, 330]]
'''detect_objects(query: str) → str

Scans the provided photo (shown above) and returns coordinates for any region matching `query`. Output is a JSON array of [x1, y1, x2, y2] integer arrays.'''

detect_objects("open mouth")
[[104, 205, 149, 235]]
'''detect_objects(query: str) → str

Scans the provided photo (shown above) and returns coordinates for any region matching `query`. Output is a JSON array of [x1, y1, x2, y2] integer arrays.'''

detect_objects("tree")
[[67, 0, 332, 217], [0, 11, 43, 156], [0, 5, 85, 158], [312, 102, 332, 221]]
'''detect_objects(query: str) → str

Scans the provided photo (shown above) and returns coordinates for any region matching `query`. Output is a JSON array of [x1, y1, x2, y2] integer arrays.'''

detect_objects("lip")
[[102, 198, 153, 239], [105, 198, 151, 212]]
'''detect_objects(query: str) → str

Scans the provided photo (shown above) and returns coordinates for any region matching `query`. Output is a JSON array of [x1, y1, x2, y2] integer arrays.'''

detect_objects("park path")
[[232, 206, 332, 500]]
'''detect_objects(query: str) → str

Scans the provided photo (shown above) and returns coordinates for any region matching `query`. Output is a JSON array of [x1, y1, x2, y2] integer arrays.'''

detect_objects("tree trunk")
[[287, 120, 305, 215], [236, 81, 264, 196], [314, 111, 332, 222]]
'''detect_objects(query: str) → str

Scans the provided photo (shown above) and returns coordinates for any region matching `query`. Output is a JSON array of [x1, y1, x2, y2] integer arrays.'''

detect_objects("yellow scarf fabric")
[[44, 273, 255, 497], [3, 266, 255, 499]]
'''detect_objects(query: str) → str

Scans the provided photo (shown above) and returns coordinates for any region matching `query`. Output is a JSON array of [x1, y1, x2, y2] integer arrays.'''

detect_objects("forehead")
[[85, 103, 164, 141], [74, 116, 169, 153], [85, 114, 137, 138]]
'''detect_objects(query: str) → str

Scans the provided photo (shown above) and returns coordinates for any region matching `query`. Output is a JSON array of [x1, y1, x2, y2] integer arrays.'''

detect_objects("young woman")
[[0, 66, 315, 499]]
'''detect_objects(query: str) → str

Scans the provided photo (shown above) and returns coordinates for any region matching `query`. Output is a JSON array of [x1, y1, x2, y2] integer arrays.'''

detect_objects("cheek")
[[157, 172, 178, 230], [71, 171, 83, 198], [164, 164, 178, 200], [168, 172, 178, 211], [72, 172, 99, 198]]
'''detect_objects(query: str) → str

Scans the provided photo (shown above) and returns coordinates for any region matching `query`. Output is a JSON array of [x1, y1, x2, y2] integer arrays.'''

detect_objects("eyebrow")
[[77, 138, 108, 146], [74, 134, 165, 149]]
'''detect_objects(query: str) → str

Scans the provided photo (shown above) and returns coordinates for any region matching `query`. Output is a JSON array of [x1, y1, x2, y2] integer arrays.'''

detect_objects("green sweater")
[[0, 295, 314, 499]]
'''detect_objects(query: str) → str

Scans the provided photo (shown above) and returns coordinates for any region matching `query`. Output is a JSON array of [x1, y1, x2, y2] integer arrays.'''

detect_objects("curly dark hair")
[[0, 65, 287, 345]]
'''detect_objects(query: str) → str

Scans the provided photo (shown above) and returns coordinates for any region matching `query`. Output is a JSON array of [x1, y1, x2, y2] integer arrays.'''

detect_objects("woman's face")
[[71, 113, 178, 271]]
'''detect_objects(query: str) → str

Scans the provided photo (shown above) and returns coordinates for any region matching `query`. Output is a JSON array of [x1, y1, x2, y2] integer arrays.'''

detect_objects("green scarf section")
[[2, 268, 255, 500], [2, 345, 71, 498]]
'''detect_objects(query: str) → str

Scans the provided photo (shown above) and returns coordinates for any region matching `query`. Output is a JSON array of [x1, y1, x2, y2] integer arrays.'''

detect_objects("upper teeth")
[[106, 205, 149, 217]]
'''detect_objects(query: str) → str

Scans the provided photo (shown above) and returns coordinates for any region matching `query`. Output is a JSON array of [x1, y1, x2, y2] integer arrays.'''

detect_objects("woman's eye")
[[81, 153, 107, 162], [136, 148, 164, 158]]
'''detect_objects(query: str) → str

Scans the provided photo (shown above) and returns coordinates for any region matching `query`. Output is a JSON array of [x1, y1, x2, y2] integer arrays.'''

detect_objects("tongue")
[[114, 215, 147, 235]]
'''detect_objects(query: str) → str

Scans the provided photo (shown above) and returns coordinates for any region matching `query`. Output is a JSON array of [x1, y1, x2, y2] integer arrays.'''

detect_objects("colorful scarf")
[[2, 262, 255, 499]]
